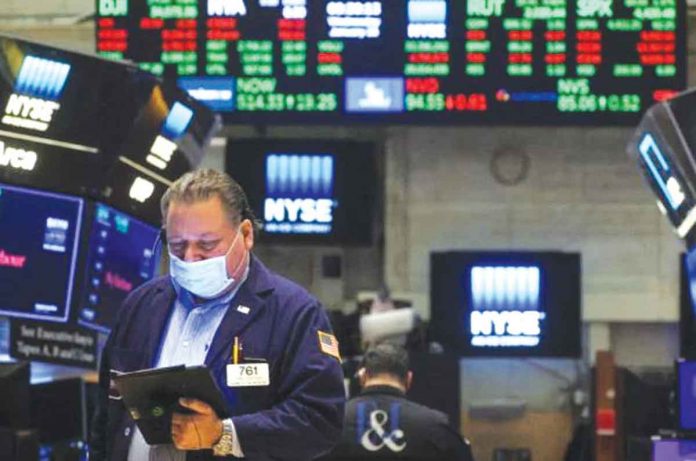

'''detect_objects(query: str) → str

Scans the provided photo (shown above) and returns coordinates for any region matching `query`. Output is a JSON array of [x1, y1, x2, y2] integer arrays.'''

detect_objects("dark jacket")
[[90, 256, 345, 461], [318, 385, 474, 461]]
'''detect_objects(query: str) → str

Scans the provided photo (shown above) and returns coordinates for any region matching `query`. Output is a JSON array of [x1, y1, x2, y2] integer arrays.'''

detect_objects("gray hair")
[[160, 169, 258, 231], [360, 342, 410, 382]]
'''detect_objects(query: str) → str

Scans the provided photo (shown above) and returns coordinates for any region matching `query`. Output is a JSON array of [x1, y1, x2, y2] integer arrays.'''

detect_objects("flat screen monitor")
[[0, 183, 83, 322], [78, 203, 160, 333], [96, 0, 687, 126], [653, 439, 696, 461], [226, 139, 377, 245], [429, 251, 581, 357], [0, 361, 30, 429]]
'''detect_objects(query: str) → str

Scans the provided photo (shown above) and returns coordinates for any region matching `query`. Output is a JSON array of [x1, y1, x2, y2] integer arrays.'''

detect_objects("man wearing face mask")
[[90, 169, 345, 461]]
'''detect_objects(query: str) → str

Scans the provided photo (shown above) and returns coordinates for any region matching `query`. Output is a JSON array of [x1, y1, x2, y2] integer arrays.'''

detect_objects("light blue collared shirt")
[[127, 268, 248, 461]]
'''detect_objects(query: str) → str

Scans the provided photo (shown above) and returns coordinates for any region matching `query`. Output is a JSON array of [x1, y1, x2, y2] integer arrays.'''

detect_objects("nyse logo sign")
[[469, 265, 544, 348], [265, 198, 333, 223], [2, 57, 71, 132], [470, 310, 545, 347], [264, 154, 335, 235], [0, 141, 37, 171]]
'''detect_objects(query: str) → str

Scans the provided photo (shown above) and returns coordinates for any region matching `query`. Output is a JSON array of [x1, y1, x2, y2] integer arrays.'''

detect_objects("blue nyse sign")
[[263, 153, 336, 234], [469, 265, 545, 348], [3, 56, 71, 132]]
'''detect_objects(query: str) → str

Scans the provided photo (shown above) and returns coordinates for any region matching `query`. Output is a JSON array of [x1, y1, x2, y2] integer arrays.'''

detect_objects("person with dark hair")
[[90, 169, 345, 461], [319, 342, 474, 461]]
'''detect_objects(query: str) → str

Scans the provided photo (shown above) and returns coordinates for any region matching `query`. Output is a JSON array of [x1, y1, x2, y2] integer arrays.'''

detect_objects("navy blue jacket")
[[90, 256, 345, 460], [318, 386, 474, 461]]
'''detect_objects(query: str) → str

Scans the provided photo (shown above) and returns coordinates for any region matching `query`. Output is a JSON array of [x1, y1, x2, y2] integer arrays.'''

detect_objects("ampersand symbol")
[[360, 410, 407, 452]]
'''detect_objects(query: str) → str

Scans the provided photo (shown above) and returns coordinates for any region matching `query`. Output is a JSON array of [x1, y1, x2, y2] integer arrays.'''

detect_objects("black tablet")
[[113, 365, 228, 445]]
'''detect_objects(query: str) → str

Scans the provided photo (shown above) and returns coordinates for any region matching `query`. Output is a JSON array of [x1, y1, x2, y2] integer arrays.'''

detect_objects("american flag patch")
[[317, 331, 341, 361]]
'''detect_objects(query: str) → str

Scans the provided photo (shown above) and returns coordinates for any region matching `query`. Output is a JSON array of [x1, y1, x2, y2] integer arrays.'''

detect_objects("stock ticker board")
[[96, 0, 686, 125]]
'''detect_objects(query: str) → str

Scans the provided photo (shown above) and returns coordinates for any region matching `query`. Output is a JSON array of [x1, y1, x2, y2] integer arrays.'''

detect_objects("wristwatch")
[[212, 418, 235, 456]]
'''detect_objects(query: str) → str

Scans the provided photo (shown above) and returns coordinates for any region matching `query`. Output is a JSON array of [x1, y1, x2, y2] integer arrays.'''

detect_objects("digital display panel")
[[226, 139, 377, 245], [430, 251, 581, 357], [96, 0, 686, 125], [0, 183, 83, 322], [78, 203, 160, 332], [0, 35, 220, 226], [677, 359, 696, 431]]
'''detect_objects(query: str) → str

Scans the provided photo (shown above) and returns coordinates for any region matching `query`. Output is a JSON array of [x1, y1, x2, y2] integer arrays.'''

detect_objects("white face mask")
[[168, 231, 246, 299]]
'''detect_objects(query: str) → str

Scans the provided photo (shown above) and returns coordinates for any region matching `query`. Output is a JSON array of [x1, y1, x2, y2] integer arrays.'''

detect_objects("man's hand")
[[171, 398, 223, 450]]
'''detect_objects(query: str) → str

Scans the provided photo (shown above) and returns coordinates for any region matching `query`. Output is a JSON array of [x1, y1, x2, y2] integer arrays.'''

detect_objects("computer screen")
[[78, 203, 160, 333], [652, 439, 696, 461], [0, 361, 30, 429], [677, 359, 696, 431], [226, 139, 378, 245], [429, 251, 581, 357], [0, 183, 83, 322], [96, 0, 687, 126]]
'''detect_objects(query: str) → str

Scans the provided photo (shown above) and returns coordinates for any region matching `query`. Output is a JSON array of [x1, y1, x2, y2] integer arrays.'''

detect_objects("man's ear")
[[357, 368, 367, 387], [240, 219, 255, 250], [405, 371, 413, 391]]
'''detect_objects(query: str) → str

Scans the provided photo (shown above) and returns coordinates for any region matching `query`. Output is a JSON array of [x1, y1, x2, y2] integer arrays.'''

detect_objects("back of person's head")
[[360, 342, 410, 384], [160, 168, 259, 231]]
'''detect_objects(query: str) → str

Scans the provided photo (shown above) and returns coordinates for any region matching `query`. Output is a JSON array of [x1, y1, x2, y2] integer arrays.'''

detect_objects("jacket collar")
[[204, 254, 276, 366], [359, 385, 407, 398]]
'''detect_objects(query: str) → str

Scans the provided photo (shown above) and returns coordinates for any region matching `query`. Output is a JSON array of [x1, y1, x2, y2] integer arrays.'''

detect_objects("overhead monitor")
[[96, 0, 686, 125], [429, 251, 581, 357], [226, 139, 377, 245], [0, 35, 220, 225], [628, 88, 696, 246], [0, 183, 83, 322], [78, 203, 160, 333], [0, 35, 155, 196]]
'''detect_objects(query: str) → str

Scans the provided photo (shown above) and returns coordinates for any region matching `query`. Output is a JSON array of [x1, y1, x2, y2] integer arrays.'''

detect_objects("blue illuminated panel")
[[637, 131, 696, 239], [161, 102, 194, 139], [469, 265, 545, 348], [263, 153, 335, 235], [178, 77, 235, 112], [678, 360, 696, 430], [652, 439, 696, 461], [15, 56, 71, 100], [345, 78, 404, 113], [639, 133, 684, 211]]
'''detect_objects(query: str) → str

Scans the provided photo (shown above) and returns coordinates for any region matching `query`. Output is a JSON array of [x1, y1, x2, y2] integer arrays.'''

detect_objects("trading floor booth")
[[0, 35, 219, 461]]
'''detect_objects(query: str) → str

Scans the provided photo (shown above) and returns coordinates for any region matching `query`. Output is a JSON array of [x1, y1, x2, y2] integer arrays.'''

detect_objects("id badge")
[[226, 363, 270, 387]]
